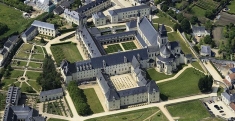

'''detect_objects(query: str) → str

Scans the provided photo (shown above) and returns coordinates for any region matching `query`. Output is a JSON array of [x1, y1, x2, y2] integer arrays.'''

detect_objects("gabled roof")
[[230, 68, 235, 73], [138, 17, 158, 46], [8, 35, 19, 43], [40, 88, 63, 97], [108, 5, 149, 16], [136, 32, 147, 47], [1, 48, 8, 55], [92, 12, 105, 19], [22, 26, 37, 37], [229, 73, 235, 80], [131, 56, 140, 69], [88, 27, 101, 36], [160, 45, 171, 55], [54, 6, 64, 14], [76, 0, 109, 14], [60, 0, 71, 8], [4, 41, 12, 48], [96, 31, 136, 41], [147, 80, 159, 94], [90, 48, 148, 68], [147, 46, 159, 52], [200, 45, 211, 54], [32, 20, 55, 30], [126, 20, 137, 29], [169, 41, 179, 50], [118, 86, 147, 97], [159, 24, 167, 37]]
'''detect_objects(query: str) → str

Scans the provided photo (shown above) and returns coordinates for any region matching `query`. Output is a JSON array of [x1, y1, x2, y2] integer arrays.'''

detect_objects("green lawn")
[[0, 93, 6, 111], [158, 68, 204, 100], [191, 61, 204, 72], [11, 61, 27, 67], [228, 0, 235, 14], [191, 6, 206, 17], [153, 11, 176, 27], [48, 118, 68, 121], [28, 80, 41, 92], [28, 62, 42, 68], [121, 42, 137, 50], [83, 88, 104, 114], [168, 32, 193, 55], [149, 111, 168, 121], [0, 3, 33, 39], [153, 24, 172, 32], [14, 82, 21, 87], [34, 46, 44, 54], [167, 100, 210, 121], [10, 70, 24, 78], [15, 51, 30, 59], [51, 42, 83, 65], [15, 44, 33, 58], [25, 71, 41, 80], [21, 82, 29, 92], [1, 79, 17, 89], [31, 54, 45, 60], [105, 44, 123, 53], [147, 68, 175, 81], [86, 107, 162, 121]]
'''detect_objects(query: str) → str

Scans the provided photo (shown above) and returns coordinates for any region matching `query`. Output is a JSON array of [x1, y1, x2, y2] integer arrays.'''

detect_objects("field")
[[167, 100, 210, 121], [147, 68, 175, 81], [105, 44, 123, 53], [228, 0, 235, 14], [86, 107, 167, 121], [121, 42, 137, 50], [51, 42, 83, 65], [25, 71, 41, 80], [191, 61, 204, 72], [168, 32, 193, 55], [0, 93, 6, 111], [28, 80, 41, 92], [158, 68, 204, 100], [191, 6, 206, 18], [0, 3, 33, 39], [10, 70, 24, 78], [153, 11, 176, 27], [28, 62, 42, 68], [83, 88, 104, 114]]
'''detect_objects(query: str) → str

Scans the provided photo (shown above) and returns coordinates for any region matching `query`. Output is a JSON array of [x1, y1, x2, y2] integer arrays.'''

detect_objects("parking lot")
[[205, 100, 235, 119]]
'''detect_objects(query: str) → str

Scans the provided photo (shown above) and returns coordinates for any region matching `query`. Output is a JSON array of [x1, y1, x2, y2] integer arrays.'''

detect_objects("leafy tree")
[[36, 56, 61, 91], [205, 20, 213, 30], [198, 75, 213, 92], [176, 13, 184, 23], [205, 10, 214, 19], [161, 4, 169, 12], [173, 23, 180, 31], [180, 18, 191, 33], [154, 0, 161, 5], [203, 35, 212, 44], [190, 16, 198, 25], [40, 37, 45, 43], [193, 46, 199, 53], [0, 22, 8, 35]]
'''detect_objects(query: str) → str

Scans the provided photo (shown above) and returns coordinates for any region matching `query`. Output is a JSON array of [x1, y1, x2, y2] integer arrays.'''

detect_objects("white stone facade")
[[64, 9, 87, 25]]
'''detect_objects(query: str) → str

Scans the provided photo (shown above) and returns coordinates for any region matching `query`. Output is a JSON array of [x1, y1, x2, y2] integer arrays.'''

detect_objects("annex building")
[[60, 12, 192, 110]]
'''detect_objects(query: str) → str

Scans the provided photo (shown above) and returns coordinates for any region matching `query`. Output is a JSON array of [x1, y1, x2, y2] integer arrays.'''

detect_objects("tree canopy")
[[36, 56, 61, 91], [0, 22, 8, 36], [190, 16, 198, 25], [180, 19, 191, 33], [67, 81, 92, 116], [198, 75, 213, 92], [176, 13, 184, 23]]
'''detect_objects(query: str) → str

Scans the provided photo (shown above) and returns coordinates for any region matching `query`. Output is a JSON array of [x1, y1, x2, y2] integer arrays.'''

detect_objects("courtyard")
[[110, 73, 137, 91]]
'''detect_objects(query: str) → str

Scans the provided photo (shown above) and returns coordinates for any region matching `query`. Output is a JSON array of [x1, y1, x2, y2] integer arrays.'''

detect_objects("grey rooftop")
[[40, 88, 63, 97], [32, 20, 56, 30], [108, 5, 149, 16]]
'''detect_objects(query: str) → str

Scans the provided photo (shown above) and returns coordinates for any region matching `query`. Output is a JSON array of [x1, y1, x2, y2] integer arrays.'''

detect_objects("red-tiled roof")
[[223, 79, 232, 86], [229, 73, 235, 80], [229, 103, 235, 111]]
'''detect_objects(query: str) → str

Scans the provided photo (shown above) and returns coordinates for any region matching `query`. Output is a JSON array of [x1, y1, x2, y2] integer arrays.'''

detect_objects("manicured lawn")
[[0, 93, 6, 111], [0, 3, 33, 39], [153, 11, 175, 27], [83, 88, 104, 114], [105, 44, 123, 53], [25, 71, 41, 80], [228, 0, 235, 14], [21, 82, 29, 92], [15, 44, 33, 58], [51, 42, 83, 65], [86, 107, 160, 121], [34, 46, 44, 54], [121, 41, 137, 50], [147, 68, 175, 81], [167, 100, 210, 121], [168, 32, 193, 55], [48, 118, 68, 121], [10, 70, 24, 78], [158, 68, 204, 100], [1, 79, 17, 89], [31, 54, 45, 60], [14, 82, 21, 87], [28, 80, 41, 92], [191, 6, 206, 17], [11, 61, 27, 67], [149, 111, 168, 121], [153, 24, 172, 32], [191, 61, 204, 72], [28, 62, 42, 68], [15, 51, 30, 59]]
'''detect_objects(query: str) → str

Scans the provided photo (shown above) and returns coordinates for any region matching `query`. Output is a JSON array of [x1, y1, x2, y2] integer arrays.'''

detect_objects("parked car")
[[220, 106, 223, 109], [219, 111, 224, 113]]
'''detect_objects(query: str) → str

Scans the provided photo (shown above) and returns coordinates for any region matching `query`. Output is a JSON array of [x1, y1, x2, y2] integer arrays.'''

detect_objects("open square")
[[110, 74, 137, 91]]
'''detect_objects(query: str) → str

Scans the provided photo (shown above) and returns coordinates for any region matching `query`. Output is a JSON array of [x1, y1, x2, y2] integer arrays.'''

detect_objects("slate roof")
[[160, 45, 171, 55], [185, 54, 192, 58], [230, 68, 235, 73], [192, 25, 209, 35], [157, 54, 175, 62], [76, 0, 109, 13], [1, 48, 8, 55], [118, 86, 147, 97], [88, 27, 101, 36], [138, 17, 158, 46], [22, 26, 37, 37], [96, 31, 136, 41], [159, 24, 167, 37], [32, 20, 55, 30], [222, 89, 235, 103], [92, 12, 105, 19], [8, 35, 19, 43], [147, 80, 159, 94], [126, 20, 137, 29], [60, 0, 71, 8], [40, 88, 63, 97], [136, 32, 147, 47], [91, 48, 148, 68], [6, 86, 20, 105], [201, 45, 211, 54], [131, 56, 140, 69], [169, 41, 179, 50], [108, 5, 149, 16], [54, 6, 64, 14], [4, 41, 12, 48], [147, 46, 159, 52]]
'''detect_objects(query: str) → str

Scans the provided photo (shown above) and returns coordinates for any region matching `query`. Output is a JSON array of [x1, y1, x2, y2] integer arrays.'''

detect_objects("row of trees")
[[36, 56, 61, 91], [0, 23, 8, 36], [67, 81, 92, 116], [198, 75, 213, 92], [1, 0, 33, 12]]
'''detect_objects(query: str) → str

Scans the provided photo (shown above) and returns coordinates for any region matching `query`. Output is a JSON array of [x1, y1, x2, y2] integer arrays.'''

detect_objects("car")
[[219, 111, 224, 113], [220, 106, 223, 109], [214, 105, 219, 108], [222, 113, 226, 116]]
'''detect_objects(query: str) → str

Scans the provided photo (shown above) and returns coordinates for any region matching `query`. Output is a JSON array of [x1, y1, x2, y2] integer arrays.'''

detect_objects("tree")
[[173, 23, 180, 31], [154, 0, 161, 5], [176, 13, 184, 23], [205, 10, 214, 19], [40, 37, 45, 43], [180, 18, 191, 33], [161, 4, 169, 12], [198, 75, 213, 92], [190, 16, 198, 25], [0, 22, 8, 35], [205, 20, 213, 30], [203, 35, 212, 44]]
